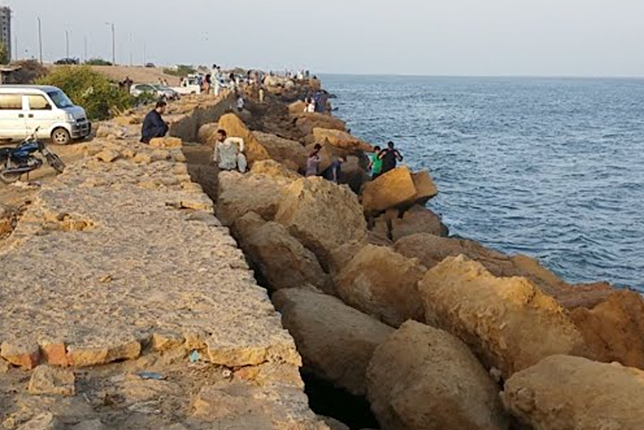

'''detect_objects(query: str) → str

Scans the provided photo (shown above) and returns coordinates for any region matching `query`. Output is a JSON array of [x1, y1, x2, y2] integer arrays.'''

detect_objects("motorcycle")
[[0, 127, 66, 184]]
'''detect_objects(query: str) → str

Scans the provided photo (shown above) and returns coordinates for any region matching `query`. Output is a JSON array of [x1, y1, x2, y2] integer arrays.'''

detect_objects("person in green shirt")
[[368, 146, 383, 179]]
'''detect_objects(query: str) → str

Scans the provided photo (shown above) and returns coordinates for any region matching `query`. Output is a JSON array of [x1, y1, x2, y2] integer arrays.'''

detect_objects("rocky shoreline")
[[1, 75, 644, 430]]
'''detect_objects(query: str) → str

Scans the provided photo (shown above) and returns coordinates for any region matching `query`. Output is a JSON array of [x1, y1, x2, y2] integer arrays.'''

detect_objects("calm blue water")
[[323, 75, 644, 291]]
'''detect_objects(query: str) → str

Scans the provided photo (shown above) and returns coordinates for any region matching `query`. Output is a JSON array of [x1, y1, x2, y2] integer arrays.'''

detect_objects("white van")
[[0, 85, 91, 144]]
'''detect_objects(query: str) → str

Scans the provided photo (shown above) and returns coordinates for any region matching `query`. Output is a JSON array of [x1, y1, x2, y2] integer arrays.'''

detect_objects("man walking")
[[140, 101, 169, 144]]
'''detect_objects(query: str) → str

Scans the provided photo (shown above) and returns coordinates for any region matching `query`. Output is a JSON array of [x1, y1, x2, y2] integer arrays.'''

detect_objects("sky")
[[7, 0, 644, 77]]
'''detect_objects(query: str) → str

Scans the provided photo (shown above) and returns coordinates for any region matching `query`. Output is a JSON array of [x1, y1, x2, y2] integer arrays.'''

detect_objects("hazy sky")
[[9, 0, 644, 77]]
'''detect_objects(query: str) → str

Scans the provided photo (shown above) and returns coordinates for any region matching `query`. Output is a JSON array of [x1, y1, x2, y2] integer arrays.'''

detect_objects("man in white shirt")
[[213, 129, 247, 173]]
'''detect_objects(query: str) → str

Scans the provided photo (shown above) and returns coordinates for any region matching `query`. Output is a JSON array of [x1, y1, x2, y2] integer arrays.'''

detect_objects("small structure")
[[0, 65, 21, 84]]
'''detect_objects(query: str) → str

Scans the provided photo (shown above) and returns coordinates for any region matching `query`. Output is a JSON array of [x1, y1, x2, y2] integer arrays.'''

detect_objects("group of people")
[[303, 92, 330, 114], [368, 141, 404, 178]]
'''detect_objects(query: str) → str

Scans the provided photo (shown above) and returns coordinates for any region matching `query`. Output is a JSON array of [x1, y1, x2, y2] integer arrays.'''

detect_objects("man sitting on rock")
[[213, 129, 247, 173], [140, 101, 169, 144]]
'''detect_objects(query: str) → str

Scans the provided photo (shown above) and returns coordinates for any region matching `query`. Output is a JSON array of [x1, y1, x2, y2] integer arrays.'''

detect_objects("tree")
[[0, 42, 9, 65], [37, 66, 134, 121], [85, 58, 113, 66]]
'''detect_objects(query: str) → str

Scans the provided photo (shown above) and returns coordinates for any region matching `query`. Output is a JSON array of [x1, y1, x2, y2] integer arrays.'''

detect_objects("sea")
[[323, 75, 644, 291]]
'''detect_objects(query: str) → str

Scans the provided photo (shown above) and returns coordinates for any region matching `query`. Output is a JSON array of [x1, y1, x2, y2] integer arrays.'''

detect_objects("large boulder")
[[361, 167, 437, 214], [198, 123, 219, 145], [294, 113, 346, 135], [217, 113, 270, 166], [275, 178, 367, 270], [570, 290, 644, 369], [501, 355, 644, 430], [217, 171, 293, 226], [367, 321, 509, 430], [274, 289, 393, 396], [335, 245, 426, 327], [395, 233, 613, 309], [288, 100, 307, 115], [235, 217, 331, 293], [341, 156, 371, 194], [410, 171, 438, 205], [312, 128, 374, 153], [419, 256, 586, 378], [250, 159, 301, 181], [390, 205, 448, 241], [253, 132, 308, 172]]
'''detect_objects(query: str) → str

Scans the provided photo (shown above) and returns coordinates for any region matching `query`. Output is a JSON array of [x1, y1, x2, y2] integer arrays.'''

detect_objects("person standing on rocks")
[[368, 145, 384, 179], [378, 141, 404, 175], [140, 101, 169, 144], [322, 156, 346, 184], [213, 129, 248, 173], [306, 144, 323, 177]]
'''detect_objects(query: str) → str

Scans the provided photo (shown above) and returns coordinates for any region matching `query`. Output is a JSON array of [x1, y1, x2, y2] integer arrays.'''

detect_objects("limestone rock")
[[0, 341, 40, 369], [149, 136, 182, 149], [198, 123, 219, 144], [254, 131, 308, 172], [218, 113, 270, 166], [501, 355, 644, 430], [419, 256, 586, 378], [395, 233, 612, 308], [410, 171, 438, 205], [275, 177, 368, 269], [390, 205, 448, 241], [70, 420, 107, 430], [319, 416, 350, 430], [274, 289, 393, 396], [340, 155, 370, 193], [570, 290, 644, 369], [217, 171, 292, 226], [28, 365, 76, 396], [294, 112, 346, 135], [367, 321, 508, 430], [288, 100, 307, 115], [66, 340, 141, 367], [238, 221, 331, 293], [251, 159, 301, 181], [16, 413, 56, 430], [312, 128, 374, 153], [335, 245, 426, 327], [361, 167, 418, 213], [95, 149, 120, 163]]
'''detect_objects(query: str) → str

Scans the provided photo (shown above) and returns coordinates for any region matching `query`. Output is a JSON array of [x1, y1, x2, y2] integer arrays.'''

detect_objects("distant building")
[[0, 5, 11, 61]]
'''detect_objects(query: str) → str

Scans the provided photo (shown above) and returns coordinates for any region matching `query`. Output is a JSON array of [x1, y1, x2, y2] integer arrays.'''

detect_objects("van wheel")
[[51, 128, 71, 145]]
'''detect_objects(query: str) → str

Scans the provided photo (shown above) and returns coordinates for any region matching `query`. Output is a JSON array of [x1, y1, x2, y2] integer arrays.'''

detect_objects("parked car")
[[54, 58, 80, 65], [171, 75, 202, 95], [130, 83, 179, 101], [0, 85, 91, 145], [145, 63, 156, 68]]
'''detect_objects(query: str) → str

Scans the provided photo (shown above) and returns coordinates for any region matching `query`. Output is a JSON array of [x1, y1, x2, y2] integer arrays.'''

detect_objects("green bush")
[[0, 43, 8, 65], [85, 58, 113, 66], [36, 66, 134, 121], [163, 64, 197, 77]]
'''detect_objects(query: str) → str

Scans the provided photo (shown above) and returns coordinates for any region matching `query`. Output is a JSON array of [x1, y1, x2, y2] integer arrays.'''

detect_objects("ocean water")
[[323, 75, 644, 291]]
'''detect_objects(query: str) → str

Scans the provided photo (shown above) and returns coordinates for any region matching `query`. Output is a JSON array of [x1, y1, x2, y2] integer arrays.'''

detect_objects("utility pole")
[[105, 22, 115, 65], [65, 30, 70, 58], [84, 36, 88, 63], [13, 34, 17, 61], [143, 41, 147, 65], [129, 33, 133, 66], [37, 17, 43, 64]]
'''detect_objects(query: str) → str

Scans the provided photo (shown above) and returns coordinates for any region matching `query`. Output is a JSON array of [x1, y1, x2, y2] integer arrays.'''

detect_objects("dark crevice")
[[302, 372, 380, 430]]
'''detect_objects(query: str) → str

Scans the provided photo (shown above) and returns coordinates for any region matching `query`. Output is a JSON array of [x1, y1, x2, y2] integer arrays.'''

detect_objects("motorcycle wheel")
[[0, 170, 21, 184], [47, 153, 66, 174]]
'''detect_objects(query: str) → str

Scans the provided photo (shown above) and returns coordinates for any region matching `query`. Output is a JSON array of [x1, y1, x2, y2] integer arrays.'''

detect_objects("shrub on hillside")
[[36, 66, 133, 120], [163, 64, 197, 77], [85, 58, 113, 66]]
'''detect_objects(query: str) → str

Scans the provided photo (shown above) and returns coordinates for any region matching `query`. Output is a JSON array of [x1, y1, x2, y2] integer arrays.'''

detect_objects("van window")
[[27, 95, 51, 110], [0, 94, 23, 110], [46, 90, 74, 108]]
